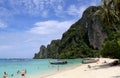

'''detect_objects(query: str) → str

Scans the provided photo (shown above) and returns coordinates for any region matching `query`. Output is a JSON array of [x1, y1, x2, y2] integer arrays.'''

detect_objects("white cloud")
[[5, 0, 64, 17], [0, 45, 13, 50], [0, 21, 7, 28], [42, 10, 49, 18], [0, 31, 63, 58], [90, 0, 101, 6], [0, 0, 101, 19], [67, 5, 87, 17], [55, 5, 63, 13], [29, 20, 74, 35], [54, 5, 64, 16], [66, 0, 101, 17]]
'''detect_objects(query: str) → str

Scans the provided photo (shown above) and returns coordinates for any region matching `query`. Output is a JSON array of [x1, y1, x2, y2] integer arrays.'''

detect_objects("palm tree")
[[101, 0, 120, 33], [112, 0, 120, 14]]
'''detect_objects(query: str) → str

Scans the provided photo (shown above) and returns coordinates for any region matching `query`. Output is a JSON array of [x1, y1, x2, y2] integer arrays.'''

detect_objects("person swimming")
[[17, 70, 20, 74], [11, 74, 14, 77]]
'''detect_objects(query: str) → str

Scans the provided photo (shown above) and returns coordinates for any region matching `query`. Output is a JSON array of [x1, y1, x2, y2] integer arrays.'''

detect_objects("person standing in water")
[[21, 70, 26, 78], [3, 72, 7, 78]]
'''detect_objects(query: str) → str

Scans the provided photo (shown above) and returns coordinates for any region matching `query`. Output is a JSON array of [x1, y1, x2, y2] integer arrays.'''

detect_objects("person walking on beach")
[[88, 65, 91, 68], [3, 72, 7, 78]]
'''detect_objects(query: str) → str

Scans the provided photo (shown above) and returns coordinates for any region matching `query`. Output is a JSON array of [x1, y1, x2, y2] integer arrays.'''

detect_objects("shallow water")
[[0, 59, 83, 78]]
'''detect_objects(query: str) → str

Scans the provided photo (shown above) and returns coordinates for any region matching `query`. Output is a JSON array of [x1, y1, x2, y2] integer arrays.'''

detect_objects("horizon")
[[0, 0, 101, 58]]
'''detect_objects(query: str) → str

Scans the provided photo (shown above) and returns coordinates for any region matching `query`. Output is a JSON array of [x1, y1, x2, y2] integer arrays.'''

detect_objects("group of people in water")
[[3, 69, 27, 78]]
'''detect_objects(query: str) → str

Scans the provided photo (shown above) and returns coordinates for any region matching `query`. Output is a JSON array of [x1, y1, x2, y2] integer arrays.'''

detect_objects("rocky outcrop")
[[33, 45, 47, 59], [33, 6, 112, 59], [84, 6, 107, 49], [33, 40, 60, 59]]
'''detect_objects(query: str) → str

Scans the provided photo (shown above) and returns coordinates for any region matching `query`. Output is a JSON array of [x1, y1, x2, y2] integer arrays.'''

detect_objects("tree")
[[101, 0, 120, 33], [101, 40, 120, 59], [112, 0, 120, 16]]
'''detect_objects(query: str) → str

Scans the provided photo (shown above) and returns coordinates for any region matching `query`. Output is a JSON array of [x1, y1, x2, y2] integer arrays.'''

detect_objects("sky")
[[0, 0, 101, 58]]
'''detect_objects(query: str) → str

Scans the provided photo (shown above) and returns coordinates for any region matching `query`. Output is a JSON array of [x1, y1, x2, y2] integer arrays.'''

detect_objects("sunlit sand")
[[30, 58, 120, 78]]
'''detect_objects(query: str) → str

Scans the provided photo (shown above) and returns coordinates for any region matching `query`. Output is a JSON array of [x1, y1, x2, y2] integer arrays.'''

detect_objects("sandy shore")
[[31, 58, 120, 78]]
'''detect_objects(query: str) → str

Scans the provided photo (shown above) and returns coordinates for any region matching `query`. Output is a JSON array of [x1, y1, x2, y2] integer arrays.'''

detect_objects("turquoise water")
[[0, 59, 83, 78]]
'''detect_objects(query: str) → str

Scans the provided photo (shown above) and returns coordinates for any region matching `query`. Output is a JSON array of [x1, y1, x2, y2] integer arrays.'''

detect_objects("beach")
[[1, 58, 119, 78], [32, 58, 120, 78]]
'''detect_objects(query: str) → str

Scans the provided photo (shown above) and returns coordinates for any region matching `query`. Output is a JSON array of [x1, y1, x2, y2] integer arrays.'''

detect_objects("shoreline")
[[30, 61, 83, 78], [30, 58, 120, 78]]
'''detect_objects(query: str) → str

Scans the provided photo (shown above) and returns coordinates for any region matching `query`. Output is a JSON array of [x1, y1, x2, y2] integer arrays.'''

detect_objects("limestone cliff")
[[33, 40, 60, 59], [33, 5, 119, 59]]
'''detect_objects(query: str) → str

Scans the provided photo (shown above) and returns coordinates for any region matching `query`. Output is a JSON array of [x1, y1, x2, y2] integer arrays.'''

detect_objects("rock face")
[[33, 6, 108, 59], [34, 45, 47, 59], [84, 6, 107, 49], [33, 40, 60, 59]]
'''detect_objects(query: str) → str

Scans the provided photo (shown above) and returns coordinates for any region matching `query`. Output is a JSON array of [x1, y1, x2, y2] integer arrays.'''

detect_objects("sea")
[[0, 59, 83, 78]]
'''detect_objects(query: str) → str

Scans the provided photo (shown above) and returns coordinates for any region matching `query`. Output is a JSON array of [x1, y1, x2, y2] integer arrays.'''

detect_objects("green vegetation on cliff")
[[100, 0, 120, 59], [33, 0, 120, 59]]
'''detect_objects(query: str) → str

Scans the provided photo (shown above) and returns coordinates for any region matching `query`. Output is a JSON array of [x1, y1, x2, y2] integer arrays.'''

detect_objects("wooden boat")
[[50, 61, 67, 65], [82, 59, 98, 64]]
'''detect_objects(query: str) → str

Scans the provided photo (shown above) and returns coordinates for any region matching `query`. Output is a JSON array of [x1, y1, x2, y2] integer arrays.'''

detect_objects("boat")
[[50, 61, 67, 65], [82, 59, 98, 64]]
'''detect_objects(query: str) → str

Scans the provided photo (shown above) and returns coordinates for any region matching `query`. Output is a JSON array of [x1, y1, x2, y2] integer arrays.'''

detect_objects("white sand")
[[30, 58, 120, 78]]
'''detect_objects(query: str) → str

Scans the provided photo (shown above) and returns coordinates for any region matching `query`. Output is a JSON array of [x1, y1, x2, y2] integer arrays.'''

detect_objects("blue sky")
[[0, 0, 101, 58]]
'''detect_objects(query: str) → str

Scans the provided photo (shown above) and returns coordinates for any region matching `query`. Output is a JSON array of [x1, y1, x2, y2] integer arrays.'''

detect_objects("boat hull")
[[50, 61, 67, 65]]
